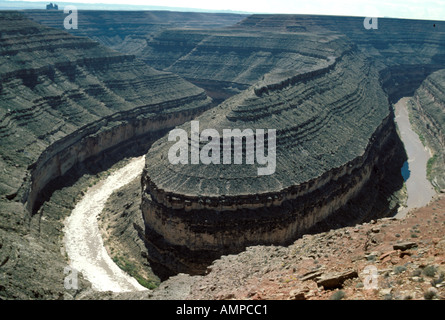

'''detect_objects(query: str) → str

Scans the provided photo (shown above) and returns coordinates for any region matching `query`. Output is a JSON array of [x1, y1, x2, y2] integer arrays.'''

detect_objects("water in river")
[[401, 161, 410, 181]]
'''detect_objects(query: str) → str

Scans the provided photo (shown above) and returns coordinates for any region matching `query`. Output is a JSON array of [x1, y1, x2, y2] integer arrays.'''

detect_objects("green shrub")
[[423, 265, 437, 277], [330, 290, 346, 300], [112, 255, 158, 290], [394, 266, 407, 274], [427, 154, 437, 177]]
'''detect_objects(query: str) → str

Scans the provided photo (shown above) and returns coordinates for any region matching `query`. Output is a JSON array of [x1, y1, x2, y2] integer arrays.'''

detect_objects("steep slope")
[[2, 11, 445, 299], [141, 40, 406, 276], [185, 194, 445, 300], [87, 14, 445, 103], [138, 14, 445, 276], [0, 11, 212, 299], [0, 11, 212, 211]]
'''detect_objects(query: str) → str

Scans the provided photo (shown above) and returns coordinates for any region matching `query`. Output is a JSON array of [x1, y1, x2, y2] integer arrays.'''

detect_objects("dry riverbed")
[[64, 156, 148, 292]]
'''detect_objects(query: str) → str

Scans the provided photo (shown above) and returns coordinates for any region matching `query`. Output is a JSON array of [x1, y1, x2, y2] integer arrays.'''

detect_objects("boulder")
[[393, 242, 418, 251], [316, 269, 358, 289]]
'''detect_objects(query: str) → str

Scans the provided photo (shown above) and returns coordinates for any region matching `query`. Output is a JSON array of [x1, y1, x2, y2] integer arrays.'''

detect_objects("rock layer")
[[0, 12, 212, 299], [0, 12, 212, 213], [2, 11, 445, 297], [140, 14, 445, 276], [29, 13, 445, 104], [141, 47, 405, 274]]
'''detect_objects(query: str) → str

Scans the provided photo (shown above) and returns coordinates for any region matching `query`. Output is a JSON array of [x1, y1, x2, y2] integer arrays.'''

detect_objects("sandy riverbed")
[[64, 155, 147, 292], [394, 97, 436, 218]]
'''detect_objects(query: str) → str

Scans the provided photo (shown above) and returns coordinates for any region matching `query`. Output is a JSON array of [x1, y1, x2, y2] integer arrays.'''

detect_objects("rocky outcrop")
[[0, 12, 213, 299], [184, 195, 445, 300], [138, 14, 445, 277], [0, 12, 212, 213], [141, 47, 406, 275]]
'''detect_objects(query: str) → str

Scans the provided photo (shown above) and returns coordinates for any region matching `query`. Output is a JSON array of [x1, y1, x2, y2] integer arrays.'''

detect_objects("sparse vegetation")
[[112, 255, 157, 290], [394, 266, 407, 274], [427, 154, 438, 178], [423, 265, 437, 278], [329, 290, 346, 300], [424, 288, 438, 300]]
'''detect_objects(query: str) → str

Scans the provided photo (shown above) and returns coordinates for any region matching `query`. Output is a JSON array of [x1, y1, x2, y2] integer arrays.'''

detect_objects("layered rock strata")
[[412, 69, 445, 151], [0, 12, 213, 298], [2, 11, 444, 297], [28, 13, 445, 104], [138, 14, 445, 276], [24, 10, 246, 59], [141, 48, 404, 275], [0, 12, 212, 214]]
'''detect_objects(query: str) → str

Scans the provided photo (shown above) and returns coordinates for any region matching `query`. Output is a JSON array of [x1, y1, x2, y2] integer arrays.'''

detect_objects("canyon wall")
[[137, 15, 445, 275], [28, 13, 445, 104], [2, 11, 445, 297], [141, 115, 403, 276], [24, 10, 246, 54], [0, 12, 212, 214], [141, 47, 405, 275], [0, 12, 213, 298]]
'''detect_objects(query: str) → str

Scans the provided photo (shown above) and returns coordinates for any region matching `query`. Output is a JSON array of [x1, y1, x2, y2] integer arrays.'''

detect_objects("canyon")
[[0, 10, 444, 299], [140, 15, 445, 276], [0, 11, 212, 298]]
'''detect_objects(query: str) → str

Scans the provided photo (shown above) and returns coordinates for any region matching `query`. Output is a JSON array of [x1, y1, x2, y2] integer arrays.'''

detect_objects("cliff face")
[[141, 46, 405, 275], [233, 15, 445, 102], [0, 12, 212, 212], [0, 12, 213, 298], [25, 11, 348, 103], [28, 13, 445, 104], [138, 14, 445, 276], [2, 11, 445, 297]]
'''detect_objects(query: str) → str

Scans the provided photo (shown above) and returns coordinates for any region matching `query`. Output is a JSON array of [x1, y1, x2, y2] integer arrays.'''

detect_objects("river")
[[393, 97, 436, 218], [64, 155, 148, 292]]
